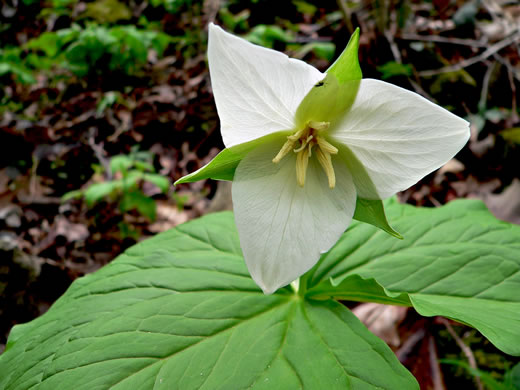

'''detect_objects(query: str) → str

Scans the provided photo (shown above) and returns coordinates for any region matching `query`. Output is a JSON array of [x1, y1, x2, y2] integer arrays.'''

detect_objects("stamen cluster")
[[272, 121, 338, 188]]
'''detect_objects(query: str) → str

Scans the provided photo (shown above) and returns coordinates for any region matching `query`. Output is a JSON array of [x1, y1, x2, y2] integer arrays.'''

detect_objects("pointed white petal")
[[330, 79, 470, 199], [232, 141, 357, 294], [208, 23, 324, 147]]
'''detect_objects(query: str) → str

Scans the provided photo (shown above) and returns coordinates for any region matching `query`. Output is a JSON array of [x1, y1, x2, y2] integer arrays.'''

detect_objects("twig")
[[396, 327, 425, 361], [478, 60, 498, 112], [88, 129, 112, 180], [409, 79, 436, 102], [493, 53, 520, 83], [399, 33, 487, 48], [506, 62, 519, 123], [385, 30, 402, 63], [428, 335, 446, 390], [418, 31, 520, 77], [336, 0, 354, 34], [203, 0, 221, 25], [439, 318, 483, 390], [383, 13, 434, 101]]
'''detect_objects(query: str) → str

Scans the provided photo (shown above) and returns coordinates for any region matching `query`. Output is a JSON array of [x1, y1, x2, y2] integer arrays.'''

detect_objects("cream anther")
[[272, 121, 337, 188]]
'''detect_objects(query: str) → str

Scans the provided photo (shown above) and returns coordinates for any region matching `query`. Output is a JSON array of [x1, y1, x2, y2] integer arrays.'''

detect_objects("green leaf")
[[505, 363, 520, 388], [311, 42, 336, 61], [0, 62, 36, 84], [306, 198, 520, 356], [25, 32, 61, 57], [133, 160, 155, 172], [96, 91, 119, 114], [110, 155, 133, 174], [122, 170, 144, 190], [326, 27, 362, 84], [440, 359, 511, 390], [84, 181, 121, 206], [143, 173, 170, 193], [295, 42, 336, 62], [244, 25, 293, 48], [0, 212, 417, 390], [61, 189, 84, 202], [120, 191, 156, 220], [292, 0, 317, 16], [377, 61, 413, 80], [500, 127, 520, 145], [83, 0, 132, 24]]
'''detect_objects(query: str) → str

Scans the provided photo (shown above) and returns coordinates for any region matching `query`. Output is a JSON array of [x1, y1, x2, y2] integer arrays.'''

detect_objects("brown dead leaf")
[[148, 201, 189, 232], [483, 178, 520, 224], [352, 303, 408, 347], [54, 215, 89, 243]]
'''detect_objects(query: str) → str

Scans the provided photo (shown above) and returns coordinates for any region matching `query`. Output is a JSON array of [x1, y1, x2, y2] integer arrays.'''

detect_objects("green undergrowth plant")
[[218, 6, 336, 62], [1, 24, 171, 83], [441, 360, 520, 390], [63, 151, 170, 222]]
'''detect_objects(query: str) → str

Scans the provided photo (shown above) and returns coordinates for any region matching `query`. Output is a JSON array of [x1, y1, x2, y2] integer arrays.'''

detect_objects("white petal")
[[330, 79, 470, 199], [208, 23, 324, 147], [232, 141, 357, 294]]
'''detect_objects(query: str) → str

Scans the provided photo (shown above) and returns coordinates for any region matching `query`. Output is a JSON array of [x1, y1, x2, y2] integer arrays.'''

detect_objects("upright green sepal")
[[326, 27, 362, 83], [294, 28, 362, 127]]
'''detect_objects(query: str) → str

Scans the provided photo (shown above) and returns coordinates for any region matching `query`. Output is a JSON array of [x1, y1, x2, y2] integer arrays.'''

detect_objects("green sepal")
[[326, 27, 362, 83], [294, 74, 360, 127], [353, 198, 403, 239], [293, 27, 362, 128], [306, 274, 411, 306], [174, 132, 288, 185]]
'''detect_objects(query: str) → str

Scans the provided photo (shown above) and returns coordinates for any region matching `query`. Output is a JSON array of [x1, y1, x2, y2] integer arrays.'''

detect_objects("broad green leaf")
[[0, 213, 417, 390], [306, 198, 520, 356]]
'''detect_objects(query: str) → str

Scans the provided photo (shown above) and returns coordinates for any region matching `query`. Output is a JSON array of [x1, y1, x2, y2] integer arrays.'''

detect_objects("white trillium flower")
[[177, 23, 470, 294]]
